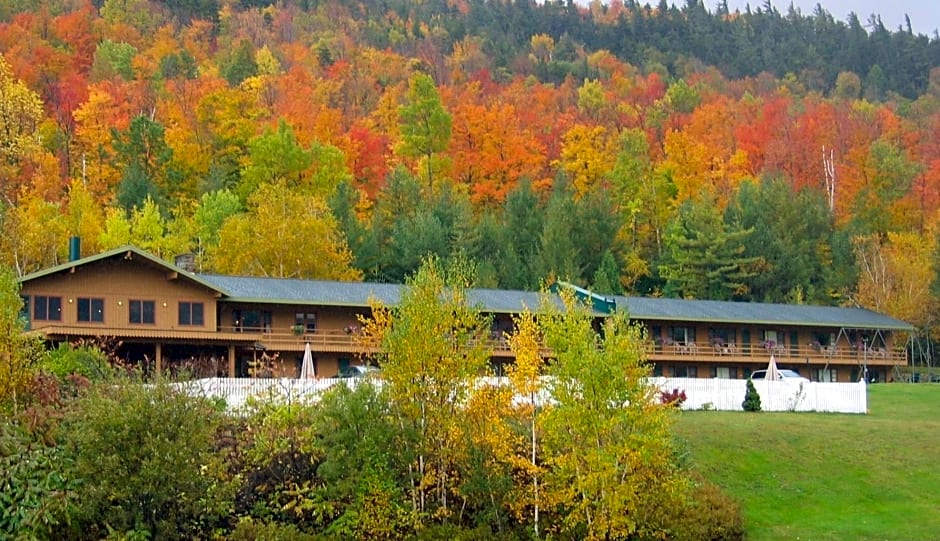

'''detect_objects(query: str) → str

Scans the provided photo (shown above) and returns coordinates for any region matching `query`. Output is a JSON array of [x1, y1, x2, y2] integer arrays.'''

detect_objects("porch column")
[[155, 342, 163, 377], [228, 345, 236, 377]]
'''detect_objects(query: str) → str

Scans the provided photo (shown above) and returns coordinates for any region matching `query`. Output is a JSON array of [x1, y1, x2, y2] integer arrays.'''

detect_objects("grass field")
[[673, 383, 940, 541]]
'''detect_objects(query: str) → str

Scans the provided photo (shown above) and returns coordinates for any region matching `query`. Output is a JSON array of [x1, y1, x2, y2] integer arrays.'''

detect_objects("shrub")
[[41, 343, 113, 380], [228, 517, 321, 540], [0, 421, 73, 538], [742, 379, 762, 412], [660, 388, 687, 407], [662, 474, 745, 541], [59, 378, 235, 540]]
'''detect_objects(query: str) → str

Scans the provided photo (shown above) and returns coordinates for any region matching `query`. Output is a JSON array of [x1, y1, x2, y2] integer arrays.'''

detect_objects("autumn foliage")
[[1, 0, 940, 345]]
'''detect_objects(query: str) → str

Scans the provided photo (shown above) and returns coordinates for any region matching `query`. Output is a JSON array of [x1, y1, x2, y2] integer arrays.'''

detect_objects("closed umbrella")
[[766, 354, 780, 381], [300, 342, 315, 379]]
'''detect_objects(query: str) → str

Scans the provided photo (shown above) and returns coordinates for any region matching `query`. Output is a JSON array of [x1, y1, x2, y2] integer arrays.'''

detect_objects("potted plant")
[[291, 324, 304, 335]]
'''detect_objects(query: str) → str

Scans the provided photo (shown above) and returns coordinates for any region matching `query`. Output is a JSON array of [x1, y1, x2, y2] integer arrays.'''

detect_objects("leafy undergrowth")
[[674, 384, 940, 541]]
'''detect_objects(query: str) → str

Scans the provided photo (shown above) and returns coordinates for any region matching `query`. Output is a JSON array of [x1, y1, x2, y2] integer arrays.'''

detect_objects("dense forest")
[[1, 0, 939, 345]]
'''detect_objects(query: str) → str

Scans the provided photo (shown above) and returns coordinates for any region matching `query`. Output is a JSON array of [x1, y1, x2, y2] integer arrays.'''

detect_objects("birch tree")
[[537, 291, 687, 540], [362, 257, 491, 520]]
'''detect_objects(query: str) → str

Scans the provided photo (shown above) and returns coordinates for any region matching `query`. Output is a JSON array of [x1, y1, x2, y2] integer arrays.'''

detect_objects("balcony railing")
[[258, 330, 904, 365], [645, 342, 906, 365], [31, 323, 907, 365]]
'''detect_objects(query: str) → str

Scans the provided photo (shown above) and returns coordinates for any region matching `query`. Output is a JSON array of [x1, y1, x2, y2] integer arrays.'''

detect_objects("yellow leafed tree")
[[208, 182, 362, 280], [556, 124, 615, 198], [853, 231, 935, 334]]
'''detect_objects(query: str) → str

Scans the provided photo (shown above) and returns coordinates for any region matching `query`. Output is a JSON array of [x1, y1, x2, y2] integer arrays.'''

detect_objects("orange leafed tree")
[[448, 83, 546, 205]]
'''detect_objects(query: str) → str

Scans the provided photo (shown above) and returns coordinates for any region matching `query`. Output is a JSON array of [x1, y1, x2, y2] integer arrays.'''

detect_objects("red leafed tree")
[[345, 121, 390, 200]]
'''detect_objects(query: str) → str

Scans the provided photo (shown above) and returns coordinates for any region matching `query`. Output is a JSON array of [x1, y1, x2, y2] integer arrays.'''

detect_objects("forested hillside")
[[1, 0, 939, 342]]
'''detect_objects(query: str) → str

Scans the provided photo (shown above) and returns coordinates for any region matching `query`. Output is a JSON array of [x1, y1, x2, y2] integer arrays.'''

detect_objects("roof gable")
[[18, 246, 225, 295]]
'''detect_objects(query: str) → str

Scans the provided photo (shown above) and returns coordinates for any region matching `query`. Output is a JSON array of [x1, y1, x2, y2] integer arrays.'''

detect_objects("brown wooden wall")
[[21, 258, 219, 332]]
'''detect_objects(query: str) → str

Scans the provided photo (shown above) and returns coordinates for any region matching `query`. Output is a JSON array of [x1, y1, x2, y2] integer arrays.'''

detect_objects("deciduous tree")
[[0, 266, 44, 414], [397, 72, 452, 188], [537, 291, 687, 539], [362, 257, 491, 520], [209, 182, 361, 280]]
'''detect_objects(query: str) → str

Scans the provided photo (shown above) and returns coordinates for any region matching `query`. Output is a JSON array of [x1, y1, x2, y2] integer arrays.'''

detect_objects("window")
[[709, 328, 736, 347], [77, 298, 104, 322], [233, 309, 271, 332], [763, 330, 783, 345], [33, 296, 62, 321], [295, 312, 317, 332], [179, 302, 204, 326], [715, 366, 736, 379], [670, 326, 695, 345], [673, 365, 697, 378], [129, 300, 155, 324]]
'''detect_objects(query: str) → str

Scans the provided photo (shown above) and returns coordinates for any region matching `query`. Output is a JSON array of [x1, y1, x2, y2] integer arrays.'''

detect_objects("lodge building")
[[17, 245, 913, 383]]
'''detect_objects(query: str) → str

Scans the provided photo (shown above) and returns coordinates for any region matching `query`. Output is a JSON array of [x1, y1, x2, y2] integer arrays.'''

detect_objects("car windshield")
[[751, 369, 804, 379]]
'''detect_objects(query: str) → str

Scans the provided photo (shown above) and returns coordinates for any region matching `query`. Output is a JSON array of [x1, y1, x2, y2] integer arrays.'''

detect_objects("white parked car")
[[337, 364, 381, 378], [749, 369, 809, 382]]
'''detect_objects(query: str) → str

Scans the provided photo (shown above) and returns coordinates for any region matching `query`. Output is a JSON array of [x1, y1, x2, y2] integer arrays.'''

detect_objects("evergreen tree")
[[742, 379, 762, 412], [658, 194, 757, 300], [112, 116, 181, 212], [726, 178, 839, 304], [222, 39, 257, 86], [592, 249, 623, 295]]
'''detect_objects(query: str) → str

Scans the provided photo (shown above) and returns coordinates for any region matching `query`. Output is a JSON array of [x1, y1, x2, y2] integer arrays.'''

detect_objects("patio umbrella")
[[299, 342, 316, 379], [766, 353, 780, 381]]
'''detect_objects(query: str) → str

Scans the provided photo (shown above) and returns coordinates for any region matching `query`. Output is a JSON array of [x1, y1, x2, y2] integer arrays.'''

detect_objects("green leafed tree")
[[90, 40, 138, 81], [237, 120, 312, 201], [361, 256, 492, 521], [537, 291, 688, 539], [189, 189, 242, 261], [397, 72, 452, 187]]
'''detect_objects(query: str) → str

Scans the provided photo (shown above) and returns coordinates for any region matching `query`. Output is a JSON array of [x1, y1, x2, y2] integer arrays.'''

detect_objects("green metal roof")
[[201, 274, 911, 331], [19, 246, 914, 331], [196, 274, 550, 313], [615, 296, 913, 331]]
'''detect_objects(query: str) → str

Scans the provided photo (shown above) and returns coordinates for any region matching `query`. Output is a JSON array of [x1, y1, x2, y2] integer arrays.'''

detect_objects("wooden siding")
[[21, 257, 220, 333], [19, 250, 908, 381]]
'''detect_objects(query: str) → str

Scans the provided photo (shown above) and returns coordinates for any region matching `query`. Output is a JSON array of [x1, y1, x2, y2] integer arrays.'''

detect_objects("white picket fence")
[[649, 377, 868, 413], [175, 376, 868, 414]]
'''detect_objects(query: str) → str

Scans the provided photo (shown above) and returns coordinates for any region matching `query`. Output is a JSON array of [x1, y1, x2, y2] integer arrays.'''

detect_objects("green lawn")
[[673, 384, 940, 541]]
